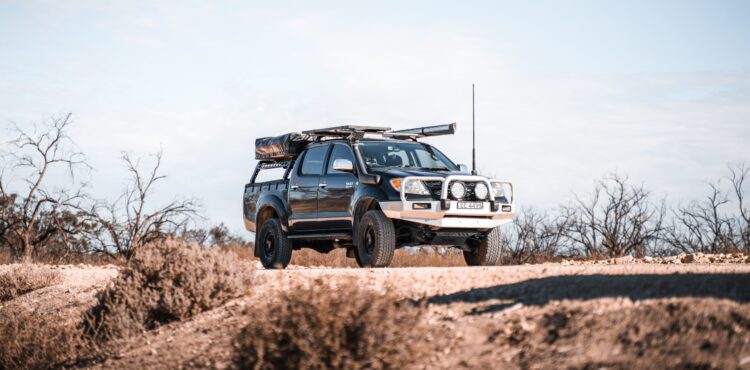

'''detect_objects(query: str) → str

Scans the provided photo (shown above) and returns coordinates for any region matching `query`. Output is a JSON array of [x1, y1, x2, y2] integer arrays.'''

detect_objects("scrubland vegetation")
[[0, 114, 748, 264]]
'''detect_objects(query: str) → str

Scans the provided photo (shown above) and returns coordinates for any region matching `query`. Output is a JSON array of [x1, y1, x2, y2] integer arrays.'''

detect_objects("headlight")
[[391, 178, 430, 195], [491, 182, 507, 199], [474, 183, 489, 200], [450, 181, 466, 199]]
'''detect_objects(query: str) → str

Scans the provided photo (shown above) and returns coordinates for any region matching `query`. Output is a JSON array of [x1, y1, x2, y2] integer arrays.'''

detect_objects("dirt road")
[[6, 262, 750, 369]]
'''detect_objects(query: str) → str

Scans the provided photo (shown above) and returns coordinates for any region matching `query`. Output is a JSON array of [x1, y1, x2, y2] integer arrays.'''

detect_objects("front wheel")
[[355, 210, 396, 267], [463, 227, 502, 266], [257, 218, 292, 269]]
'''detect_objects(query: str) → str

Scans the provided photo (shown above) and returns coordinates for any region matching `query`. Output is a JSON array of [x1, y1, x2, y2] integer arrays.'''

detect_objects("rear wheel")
[[355, 210, 395, 267], [464, 227, 502, 266], [258, 218, 292, 269]]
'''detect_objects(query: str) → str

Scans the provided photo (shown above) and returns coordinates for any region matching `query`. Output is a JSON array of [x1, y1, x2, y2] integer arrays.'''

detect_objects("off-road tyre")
[[464, 227, 502, 266], [258, 218, 292, 269], [355, 210, 396, 268]]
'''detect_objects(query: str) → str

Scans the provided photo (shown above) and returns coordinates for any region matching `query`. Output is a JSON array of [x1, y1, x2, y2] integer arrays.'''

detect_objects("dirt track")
[[5, 262, 750, 369]]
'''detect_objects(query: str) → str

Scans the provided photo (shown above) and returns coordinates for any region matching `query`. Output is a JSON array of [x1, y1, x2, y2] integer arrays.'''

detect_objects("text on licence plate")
[[457, 201, 483, 210]]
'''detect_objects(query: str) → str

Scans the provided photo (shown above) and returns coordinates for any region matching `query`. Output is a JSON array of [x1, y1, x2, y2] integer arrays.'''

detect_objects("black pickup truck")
[[243, 124, 515, 269]]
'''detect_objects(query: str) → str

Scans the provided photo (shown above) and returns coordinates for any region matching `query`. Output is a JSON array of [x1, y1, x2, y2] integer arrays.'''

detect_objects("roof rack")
[[303, 125, 391, 136], [255, 123, 457, 161], [302, 123, 456, 141]]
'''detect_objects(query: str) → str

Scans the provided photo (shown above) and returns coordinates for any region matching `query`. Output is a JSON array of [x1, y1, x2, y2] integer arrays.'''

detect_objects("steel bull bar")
[[379, 175, 515, 229]]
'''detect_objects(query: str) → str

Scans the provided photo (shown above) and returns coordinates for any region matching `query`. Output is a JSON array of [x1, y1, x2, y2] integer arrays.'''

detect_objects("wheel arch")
[[352, 197, 382, 241], [254, 194, 288, 257]]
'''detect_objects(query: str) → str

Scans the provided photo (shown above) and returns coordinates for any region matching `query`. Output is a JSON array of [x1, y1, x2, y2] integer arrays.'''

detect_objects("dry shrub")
[[0, 264, 62, 302], [86, 238, 249, 341], [233, 279, 429, 370], [0, 306, 90, 370], [290, 248, 356, 267], [290, 247, 467, 268], [220, 242, 256, 261], [0, 249, 13, 265], [391, 248, 466, 267]]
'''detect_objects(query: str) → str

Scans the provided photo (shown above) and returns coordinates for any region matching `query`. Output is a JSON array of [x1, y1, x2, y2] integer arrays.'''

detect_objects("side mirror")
[[333, 158, 354, 172], [458, 164, 470, 173]]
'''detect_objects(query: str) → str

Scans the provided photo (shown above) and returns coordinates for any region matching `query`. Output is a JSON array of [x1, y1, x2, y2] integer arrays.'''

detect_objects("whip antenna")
[[472, 84, 477, 175]]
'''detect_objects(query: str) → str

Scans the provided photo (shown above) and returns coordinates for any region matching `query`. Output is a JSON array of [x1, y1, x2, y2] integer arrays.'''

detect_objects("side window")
[[326, 145, 356, 174], [300, 146, 328, 176]]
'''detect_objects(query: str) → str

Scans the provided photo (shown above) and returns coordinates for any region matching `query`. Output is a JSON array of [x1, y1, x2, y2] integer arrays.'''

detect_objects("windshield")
[[357, 141, 458, 171]]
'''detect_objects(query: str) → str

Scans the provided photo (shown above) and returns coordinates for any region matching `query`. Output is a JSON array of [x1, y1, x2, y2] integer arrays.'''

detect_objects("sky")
[[1, 0, 749, 233]]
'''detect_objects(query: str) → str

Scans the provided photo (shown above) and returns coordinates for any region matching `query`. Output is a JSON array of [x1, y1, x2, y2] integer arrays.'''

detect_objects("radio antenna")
[[471, 83, 477, 175]]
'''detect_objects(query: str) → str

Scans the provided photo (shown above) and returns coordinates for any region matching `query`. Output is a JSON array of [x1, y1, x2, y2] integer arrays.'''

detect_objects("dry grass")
[[290, 247, 468, 268], [233, 279, 430, 370], [0, 264, 62, 302], [86, 238, 251, 342], [0, 306, 91, 370]]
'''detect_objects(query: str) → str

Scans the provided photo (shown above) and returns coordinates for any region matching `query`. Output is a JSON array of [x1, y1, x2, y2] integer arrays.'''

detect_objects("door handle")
[[291, 183, 300, 190], [319, 182, 327, 188]]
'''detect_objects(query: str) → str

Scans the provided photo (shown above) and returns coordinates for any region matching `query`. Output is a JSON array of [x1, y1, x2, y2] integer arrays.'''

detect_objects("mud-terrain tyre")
[[258, 218, 292, 269], [355, 210, 396, 268], [464, 227, 502, 266]]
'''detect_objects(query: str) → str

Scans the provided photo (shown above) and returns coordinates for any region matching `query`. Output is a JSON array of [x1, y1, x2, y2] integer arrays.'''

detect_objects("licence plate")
[[457, 201, 484, 210]]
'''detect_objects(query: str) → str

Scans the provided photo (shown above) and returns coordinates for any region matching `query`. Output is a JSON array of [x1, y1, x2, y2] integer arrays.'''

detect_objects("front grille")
[[405, 181, 442, 201]]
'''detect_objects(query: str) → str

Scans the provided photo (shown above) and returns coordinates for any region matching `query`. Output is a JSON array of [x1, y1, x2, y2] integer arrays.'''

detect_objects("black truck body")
[[243, 124, 514, 268]]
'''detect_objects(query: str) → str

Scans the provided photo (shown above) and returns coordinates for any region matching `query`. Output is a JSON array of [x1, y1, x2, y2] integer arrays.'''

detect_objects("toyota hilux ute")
[[243, 124, 515, 269]]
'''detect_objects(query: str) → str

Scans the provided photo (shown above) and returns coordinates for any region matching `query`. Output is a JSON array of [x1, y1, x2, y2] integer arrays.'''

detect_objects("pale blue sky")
[[1, 0, 749, 233]]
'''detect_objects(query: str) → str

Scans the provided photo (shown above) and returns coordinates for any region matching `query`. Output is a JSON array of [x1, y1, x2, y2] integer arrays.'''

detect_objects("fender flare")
[[254, 194, 288, 257], [351, 187, 390, 241]]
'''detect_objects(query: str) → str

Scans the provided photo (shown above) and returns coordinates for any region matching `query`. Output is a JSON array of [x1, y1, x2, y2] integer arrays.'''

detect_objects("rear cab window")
[[300, 145, 329, 176]]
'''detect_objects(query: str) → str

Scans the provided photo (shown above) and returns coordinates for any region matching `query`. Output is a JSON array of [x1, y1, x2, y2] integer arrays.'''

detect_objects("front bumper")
[[381, 176, 515, 229]]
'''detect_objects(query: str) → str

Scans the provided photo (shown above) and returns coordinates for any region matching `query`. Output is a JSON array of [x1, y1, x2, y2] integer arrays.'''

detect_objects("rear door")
[[317, 143, 358, 231], [288, 144, 330, 233]]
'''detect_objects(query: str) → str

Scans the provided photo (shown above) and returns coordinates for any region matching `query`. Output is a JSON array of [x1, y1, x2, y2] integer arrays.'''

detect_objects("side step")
[[287, 233, 352, 241]]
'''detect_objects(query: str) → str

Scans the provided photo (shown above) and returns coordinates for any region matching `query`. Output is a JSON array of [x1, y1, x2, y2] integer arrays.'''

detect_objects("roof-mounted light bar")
[[390, 123, 456, 138]]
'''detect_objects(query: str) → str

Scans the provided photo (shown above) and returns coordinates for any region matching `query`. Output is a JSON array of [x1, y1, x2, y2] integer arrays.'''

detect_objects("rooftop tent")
[[255, 132, 312, 160]]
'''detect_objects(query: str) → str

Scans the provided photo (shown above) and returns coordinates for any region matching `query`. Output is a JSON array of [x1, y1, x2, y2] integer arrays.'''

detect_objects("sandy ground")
[[4, 262, 750, 369]]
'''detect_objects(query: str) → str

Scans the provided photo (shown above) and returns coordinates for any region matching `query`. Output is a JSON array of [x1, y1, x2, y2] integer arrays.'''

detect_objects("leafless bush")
[[0, 114, 89, 261], [501, 207, 567, 264], [85, 238, 248, 342], [80, 151, 198, 260], [667, 163, 750, 254], [0, 264, 62, 302], [666, 183, 737, 254], [728, 162, 750, 251], [233, 279, 429, 370], [0, 306, 91, 370], [179, 222, 250, 248], [562, 173, 666, 258]]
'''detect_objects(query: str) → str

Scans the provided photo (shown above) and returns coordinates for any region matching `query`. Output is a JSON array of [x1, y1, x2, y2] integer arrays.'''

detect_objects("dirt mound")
[[485, 299, 750, 369]]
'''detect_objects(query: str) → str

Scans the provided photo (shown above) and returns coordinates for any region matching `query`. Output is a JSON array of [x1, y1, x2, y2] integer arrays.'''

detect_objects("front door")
[[317, 144, 358, 231], [287, 145, 330, 233]]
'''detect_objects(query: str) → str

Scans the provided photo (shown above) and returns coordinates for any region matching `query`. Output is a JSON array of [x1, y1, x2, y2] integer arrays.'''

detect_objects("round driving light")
[[450, 181, 466, 199], [474, 183, 489, 200]]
